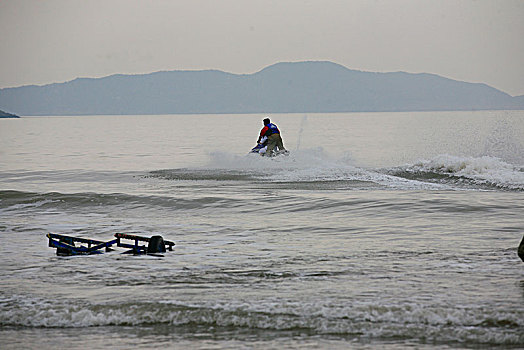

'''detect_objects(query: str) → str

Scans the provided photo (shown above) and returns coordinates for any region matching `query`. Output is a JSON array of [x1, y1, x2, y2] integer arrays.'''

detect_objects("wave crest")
[[392, 155, 524, 191], [1, 296, 522, 345]]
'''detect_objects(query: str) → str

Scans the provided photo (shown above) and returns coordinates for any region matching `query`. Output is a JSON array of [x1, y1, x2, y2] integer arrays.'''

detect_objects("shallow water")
[[1, 111, 523, 349]]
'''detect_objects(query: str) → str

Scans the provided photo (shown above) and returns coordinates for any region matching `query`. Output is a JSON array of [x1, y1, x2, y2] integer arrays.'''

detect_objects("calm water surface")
[[1, 111, 523, 349]]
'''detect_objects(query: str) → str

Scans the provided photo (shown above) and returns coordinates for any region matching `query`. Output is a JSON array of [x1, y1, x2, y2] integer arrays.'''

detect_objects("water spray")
[[296, 114, 308, 151]]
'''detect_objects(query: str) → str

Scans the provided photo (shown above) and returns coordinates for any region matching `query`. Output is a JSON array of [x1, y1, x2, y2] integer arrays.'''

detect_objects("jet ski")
[[250, 142, 266, 154], [250, 138, 289, 157]]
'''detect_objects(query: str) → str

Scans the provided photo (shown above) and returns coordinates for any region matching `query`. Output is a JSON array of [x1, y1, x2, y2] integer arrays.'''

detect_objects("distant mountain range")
[[0, 109, 18, 118], [1, 61, 523, 116]]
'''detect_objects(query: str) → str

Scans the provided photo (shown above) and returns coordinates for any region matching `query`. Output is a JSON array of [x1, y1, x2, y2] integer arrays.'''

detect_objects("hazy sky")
[[1, 0, 523, 95]]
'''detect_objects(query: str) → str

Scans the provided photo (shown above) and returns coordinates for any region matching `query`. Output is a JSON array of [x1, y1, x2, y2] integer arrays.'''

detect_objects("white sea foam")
[[203, 151, 524, 191], [207, 147, 332, 171], [1, 297, 522, 345], [205, 149, 449, 190], [402, 155, 524, 190]]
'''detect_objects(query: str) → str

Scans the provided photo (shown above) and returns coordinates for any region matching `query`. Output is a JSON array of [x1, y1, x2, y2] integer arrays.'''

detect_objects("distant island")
[[0, 109, 19, 118], [0, 61, 523, 116]]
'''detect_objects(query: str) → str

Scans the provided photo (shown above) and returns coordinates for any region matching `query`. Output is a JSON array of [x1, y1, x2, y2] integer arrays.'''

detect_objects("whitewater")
[[0, 111, 523, 349]]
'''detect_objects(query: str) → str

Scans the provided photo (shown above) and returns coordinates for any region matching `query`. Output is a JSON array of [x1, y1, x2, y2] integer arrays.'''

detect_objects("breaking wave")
[[182, 151, 524, 191], [1, 295, 522, 346], [389, 155, 524, 191], [2, 153, 522, 198]]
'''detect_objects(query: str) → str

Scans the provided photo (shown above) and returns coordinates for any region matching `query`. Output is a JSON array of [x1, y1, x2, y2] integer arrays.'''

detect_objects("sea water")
[[0, 111, 523, 349]]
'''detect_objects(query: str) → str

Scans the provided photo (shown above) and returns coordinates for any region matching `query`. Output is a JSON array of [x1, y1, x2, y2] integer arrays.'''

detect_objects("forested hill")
[[1, 61, 523, 116]]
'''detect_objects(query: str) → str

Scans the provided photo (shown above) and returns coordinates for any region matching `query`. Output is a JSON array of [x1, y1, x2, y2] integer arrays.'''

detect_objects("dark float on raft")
[[47, 233, 175, 256]]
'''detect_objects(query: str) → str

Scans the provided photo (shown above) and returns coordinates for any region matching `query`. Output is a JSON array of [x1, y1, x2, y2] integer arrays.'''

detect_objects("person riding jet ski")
[[253, 118, 288, 156]]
